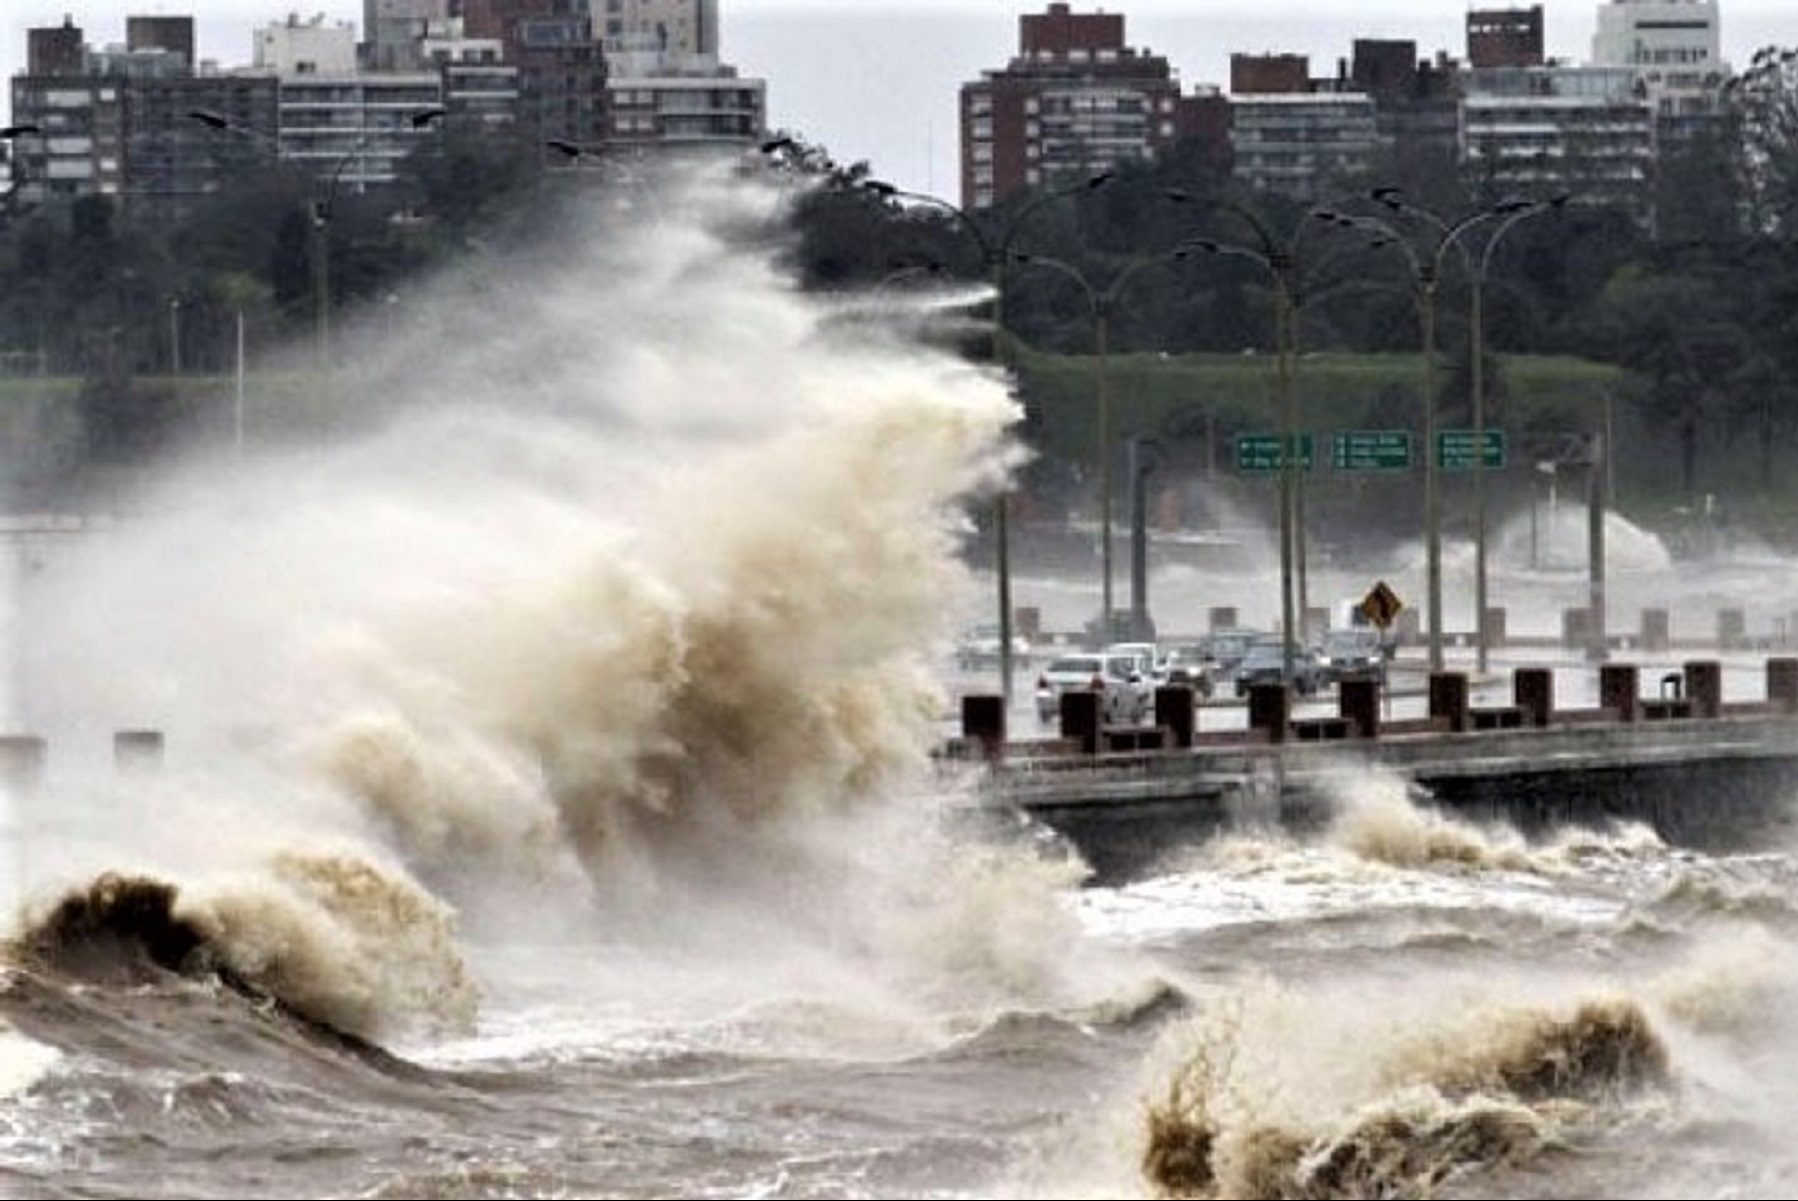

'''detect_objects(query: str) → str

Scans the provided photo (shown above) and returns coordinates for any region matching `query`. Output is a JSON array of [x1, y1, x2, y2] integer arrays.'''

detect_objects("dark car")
[[1233, 638, 1325, 697], [1319, 627, 1387, 685]]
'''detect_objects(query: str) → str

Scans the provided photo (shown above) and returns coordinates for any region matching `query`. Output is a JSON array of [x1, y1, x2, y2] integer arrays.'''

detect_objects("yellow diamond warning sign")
[[1359, 581, 1405, 630]]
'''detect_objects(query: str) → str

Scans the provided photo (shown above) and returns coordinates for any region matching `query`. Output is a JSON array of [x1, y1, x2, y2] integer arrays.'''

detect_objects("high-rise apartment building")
[[599, 0, 764, 149], [462, 0, 608, 150], [1591, 0, 1726, 138], [959, 3, 1194, 210], [363, 0, 451, 71]]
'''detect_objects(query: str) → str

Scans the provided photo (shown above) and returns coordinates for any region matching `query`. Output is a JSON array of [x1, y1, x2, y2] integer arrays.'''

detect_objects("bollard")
[[1339, 677, 1380, 739], [959, 696, 1005, 761], [1685, 660, 1723, 719], [1247, 683, 1289, 744], [1599, 665, 1640, 722], [1641, 608, 1670, 653], [1429, 672, 1471, 733], [1155, 685, 1195, 749], [0, 736, 46, 795], [1769, 658, 1798, 713], [1209, 606, 1239, 632], [1396, 609, 1421, 647], [1059, 689, 1102, 755], [1718, 609, 1746, 651], [1514, 668, 1554, 728], [1562, 608, 1592, 650], [1484, 607, 1507, 649]]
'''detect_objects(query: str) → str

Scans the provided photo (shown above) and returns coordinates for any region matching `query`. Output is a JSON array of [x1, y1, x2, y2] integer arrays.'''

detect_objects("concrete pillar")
[[1059, 689, 1101, 755], [960, 696, 1005, 760], [1599, 664, 1640, 722], [1396, 608, 1421, 646], [1562, 607, 1592, 650], [1155, 685, 1195, 749], [1247, 683, 1289, 744], [1209, 606, 1238, 632], [1429, 671, 1470, 733], [1768, 658, 1798, 713], [1514, 668, 1554, 728], [1339, 677, 1380, 739], [1719, 609, 1746, 651], [1014, 607, 1041, 643], [1685, 660, 1723, 719], [0, 736, 46, 794], [1641, 608, 1670, 653], [1484, 607, 1507, 649]]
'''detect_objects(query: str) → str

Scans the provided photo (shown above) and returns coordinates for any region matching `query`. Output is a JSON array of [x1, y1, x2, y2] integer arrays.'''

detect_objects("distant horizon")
[[4, 1, 1794, 197]]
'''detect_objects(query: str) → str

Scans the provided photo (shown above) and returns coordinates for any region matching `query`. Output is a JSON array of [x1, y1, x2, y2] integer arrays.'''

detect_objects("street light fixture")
[[1007, 247, 1187, 641], [1358, 187, 1567, 673], [1164, 190, 1349, 681], [850, 171, 1113, 707]]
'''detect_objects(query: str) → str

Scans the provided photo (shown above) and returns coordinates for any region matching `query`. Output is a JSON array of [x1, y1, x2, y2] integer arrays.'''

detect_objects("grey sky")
[[6, 1, 1794, 196]]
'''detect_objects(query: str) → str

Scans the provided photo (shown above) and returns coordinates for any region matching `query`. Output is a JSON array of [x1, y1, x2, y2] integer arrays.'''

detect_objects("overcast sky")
[[6, 1, 1794, 195]]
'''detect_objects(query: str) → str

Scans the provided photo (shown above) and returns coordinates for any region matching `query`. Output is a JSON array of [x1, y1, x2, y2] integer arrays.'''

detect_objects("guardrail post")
[[1641, 608, 1670, 652], [959, 696, 1005, 761], [1513, 667, 1554, 728], [1599, 664, 1640, 722], [1339, 677, 1379, 739], [1685, 660, 1723, 719], [1768, 658, 1798, 713], [1247, 684, 1289, 744], [1155, 685, 1195, 749], [1429, 671, 1470, 733], [1059, 690, 1101, 755]]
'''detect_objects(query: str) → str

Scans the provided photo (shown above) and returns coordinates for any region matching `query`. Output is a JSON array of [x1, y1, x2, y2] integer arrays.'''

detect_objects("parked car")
[[1035, 652, 1152, 724], [1233, 638, 1326, 697], [956, 623, 1030, 670], [1318, 626, 1387, 685]]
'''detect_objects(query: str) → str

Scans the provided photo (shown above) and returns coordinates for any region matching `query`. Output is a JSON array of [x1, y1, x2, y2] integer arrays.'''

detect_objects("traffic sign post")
[[1332, 430, 1412, 471], [1235, 432, 1314, 473], [1437, 429, 1506, 471]]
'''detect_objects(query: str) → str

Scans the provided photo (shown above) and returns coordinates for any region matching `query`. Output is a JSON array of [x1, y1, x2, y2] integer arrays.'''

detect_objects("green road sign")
[[1235, 433, 1314, 473], [1437, 429, 1507, 470], [1332, 430, 1413, 471]]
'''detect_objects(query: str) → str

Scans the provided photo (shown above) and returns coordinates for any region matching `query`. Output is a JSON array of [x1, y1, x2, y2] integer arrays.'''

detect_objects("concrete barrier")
[[1429, 672, 1470, 733], [1155, 685, 1196, 749], [1642, 608, 1670, 652], [1600, 665, 1641, 722], [0, 736, 46, 794], [960, 697, 1005, 760], [1339, 677, 1380, 739], [1247, 684, 1289, 744], [1685, 660, 1723, 719], [1514, 668, 1554, 728], [1059, 690, 1101, 755]]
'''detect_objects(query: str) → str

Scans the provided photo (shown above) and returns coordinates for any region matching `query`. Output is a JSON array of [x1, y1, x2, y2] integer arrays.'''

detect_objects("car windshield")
[[1046, 656, 1102, 675], [1325, 630, 1378, 654]]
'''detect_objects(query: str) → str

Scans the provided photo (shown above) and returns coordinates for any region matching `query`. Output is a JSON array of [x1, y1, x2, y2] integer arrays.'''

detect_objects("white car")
[[1034, 652, 1151, 724], [955, 623, 1030, 670]]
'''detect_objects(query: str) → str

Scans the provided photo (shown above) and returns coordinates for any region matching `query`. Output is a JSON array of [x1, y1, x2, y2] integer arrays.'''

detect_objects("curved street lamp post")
[[854, 171, 1114, 706], [1006, 248, 1187, 642]]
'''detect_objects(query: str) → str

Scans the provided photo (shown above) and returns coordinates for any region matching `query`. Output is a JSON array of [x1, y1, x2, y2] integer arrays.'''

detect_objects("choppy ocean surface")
[[2, 159, 1798, 1200]]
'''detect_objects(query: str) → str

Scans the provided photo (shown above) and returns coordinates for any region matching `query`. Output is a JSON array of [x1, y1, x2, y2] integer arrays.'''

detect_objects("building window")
[[972, 144, 992, 163], [1025, 167, 1040, 184], [972, 118, 992, 138]]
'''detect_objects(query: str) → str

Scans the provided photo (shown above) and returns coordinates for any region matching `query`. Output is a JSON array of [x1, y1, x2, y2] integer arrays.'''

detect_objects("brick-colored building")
[[1231, 53, 1310, 96], [960, 2, 1209, 210], [1467, 6, 1545, 69]]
